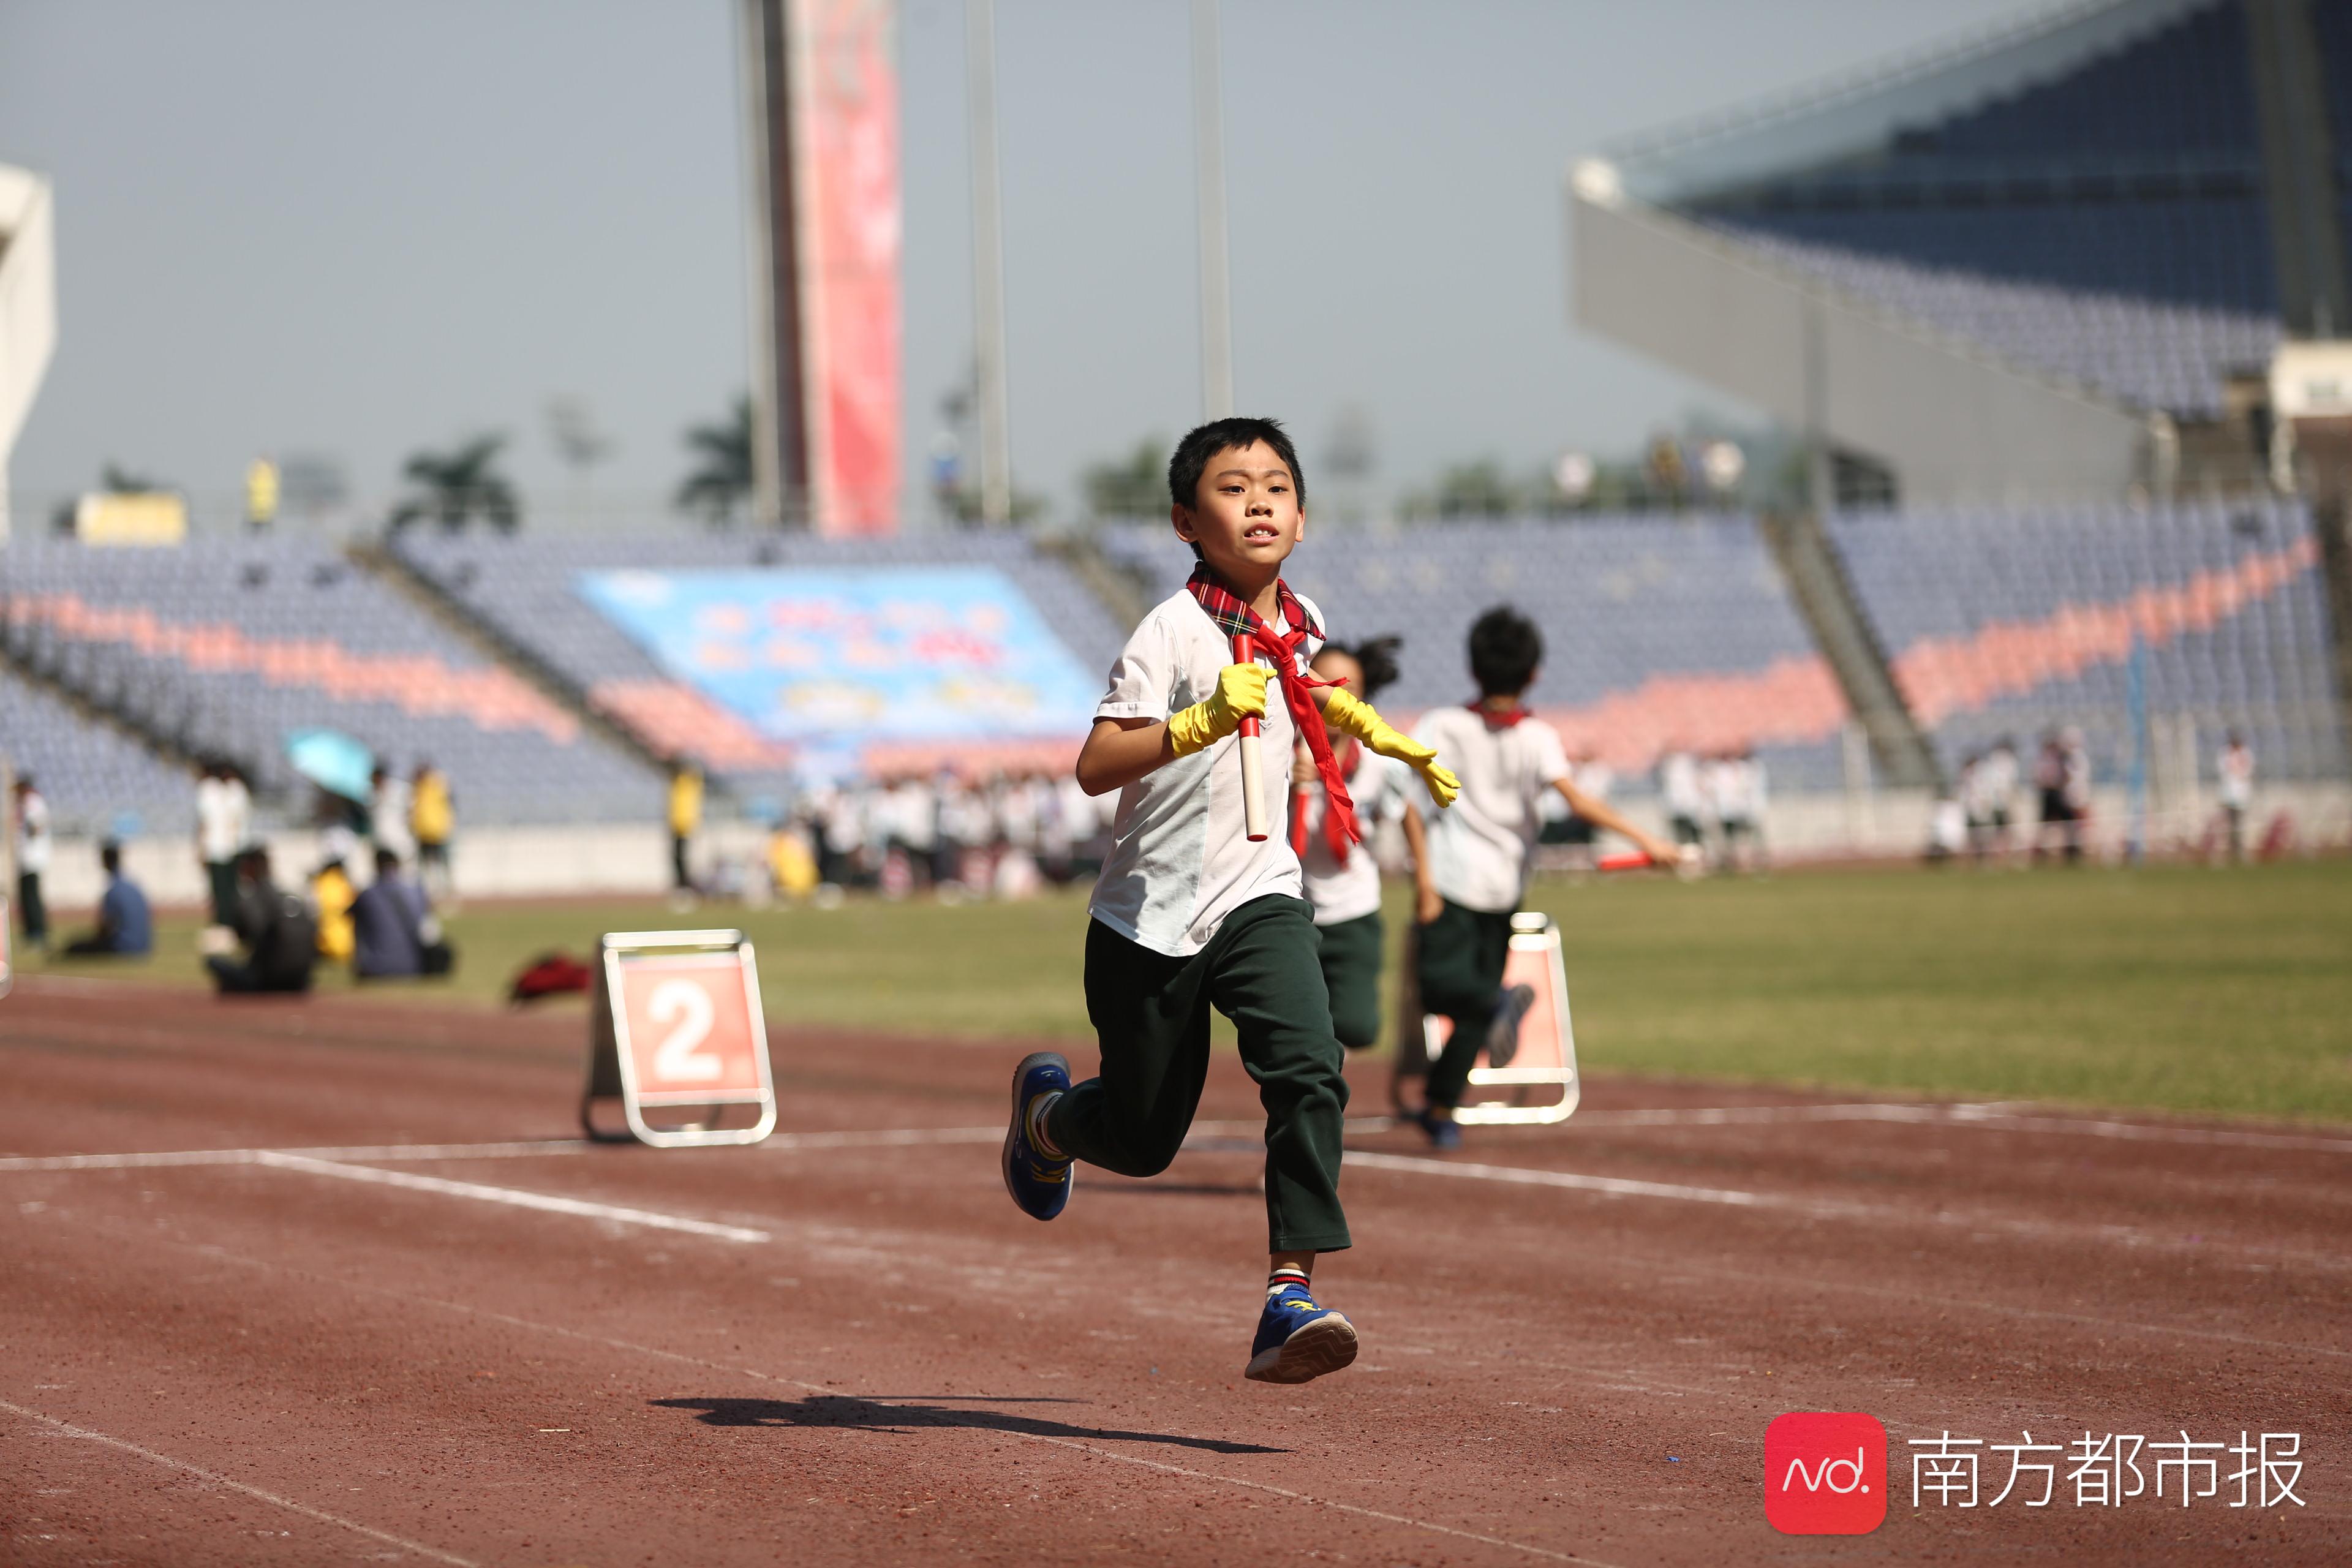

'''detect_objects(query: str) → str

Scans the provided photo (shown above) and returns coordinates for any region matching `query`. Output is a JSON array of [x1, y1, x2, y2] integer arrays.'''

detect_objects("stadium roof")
[[1570, 0, 2335, 503]]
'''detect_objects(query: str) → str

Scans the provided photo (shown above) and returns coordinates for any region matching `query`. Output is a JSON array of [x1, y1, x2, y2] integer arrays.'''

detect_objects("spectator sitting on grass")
[[62, 842, 153, 958], [352, 848, 448, 979], [206, 846, 317, 995]]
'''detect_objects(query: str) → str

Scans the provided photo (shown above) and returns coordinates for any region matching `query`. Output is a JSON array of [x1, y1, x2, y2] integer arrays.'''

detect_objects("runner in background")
[[1293, 635, 1433, 1053], [1411, 608, 1681, 1148]]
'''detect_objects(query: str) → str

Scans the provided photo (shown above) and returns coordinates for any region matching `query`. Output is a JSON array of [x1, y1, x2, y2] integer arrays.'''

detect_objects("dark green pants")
[[1047, 895, 1351, 1253], [1415, 899, 1515, 1109], [1316, 911, 1386, 1050]]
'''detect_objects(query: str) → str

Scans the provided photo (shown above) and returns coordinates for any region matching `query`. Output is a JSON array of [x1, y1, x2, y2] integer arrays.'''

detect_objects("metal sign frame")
[[1395, 911, 1580, 1126], [582, 928, 777, 1148]]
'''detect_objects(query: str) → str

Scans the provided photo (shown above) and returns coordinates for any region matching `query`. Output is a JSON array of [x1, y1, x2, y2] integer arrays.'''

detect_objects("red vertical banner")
[[794, 0, 900, 535]]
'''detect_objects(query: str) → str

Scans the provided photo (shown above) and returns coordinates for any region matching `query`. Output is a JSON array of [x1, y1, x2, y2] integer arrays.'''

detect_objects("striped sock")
[[1026, 1092, 1065, 1159], [1267, 1265, 1311, 1298]]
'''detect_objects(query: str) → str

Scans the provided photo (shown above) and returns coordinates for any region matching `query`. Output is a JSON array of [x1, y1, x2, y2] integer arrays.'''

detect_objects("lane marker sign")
[[582, 929, 777, 1147], [1394, 911, 1580, 1125]]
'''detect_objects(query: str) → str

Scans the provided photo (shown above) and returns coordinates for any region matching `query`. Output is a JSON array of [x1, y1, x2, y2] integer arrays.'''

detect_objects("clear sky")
[[0, 0, 2050, 529]]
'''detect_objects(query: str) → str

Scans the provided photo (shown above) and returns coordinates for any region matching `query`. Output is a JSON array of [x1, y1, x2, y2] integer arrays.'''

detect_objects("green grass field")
[[25, 860, 2352, 1122]]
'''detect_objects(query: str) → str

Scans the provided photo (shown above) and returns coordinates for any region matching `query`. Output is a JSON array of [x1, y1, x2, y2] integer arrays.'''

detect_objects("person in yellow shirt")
[[666, 757, 703, 895], [312, 844, 356, 964], [409, 761, 455, 903], [767, 816, 818, 902]]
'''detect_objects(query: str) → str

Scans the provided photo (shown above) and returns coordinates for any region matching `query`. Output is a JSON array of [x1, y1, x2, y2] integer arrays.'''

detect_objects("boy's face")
[[1172, 441, 1303, 579]]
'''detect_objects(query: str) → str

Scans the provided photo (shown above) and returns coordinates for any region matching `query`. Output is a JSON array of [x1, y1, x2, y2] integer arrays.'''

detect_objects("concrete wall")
[[1570, 180, 2154, 504]]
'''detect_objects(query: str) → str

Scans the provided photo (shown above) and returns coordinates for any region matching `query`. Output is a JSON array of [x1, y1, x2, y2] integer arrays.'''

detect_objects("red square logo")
[[1765, 1412, 1887, 1535]]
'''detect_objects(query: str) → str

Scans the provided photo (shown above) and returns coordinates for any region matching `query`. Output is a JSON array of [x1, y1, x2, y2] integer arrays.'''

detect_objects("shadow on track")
[[652, 1395, 1287, 1455]]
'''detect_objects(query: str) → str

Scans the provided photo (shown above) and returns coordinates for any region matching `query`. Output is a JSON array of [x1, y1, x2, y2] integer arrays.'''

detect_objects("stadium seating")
[[1100, 515, 1851, 788], [0, 666, 192, 836], [0, 538, 662, 823], [1827, 497, 2345, 783], [388, 528, 1131, 788]]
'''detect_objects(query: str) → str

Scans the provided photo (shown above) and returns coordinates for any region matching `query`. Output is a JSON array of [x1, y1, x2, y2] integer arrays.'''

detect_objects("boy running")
[[1292, 636, 1435, 1051], [1001, 417, 1458, 1385], [1409, 606, 1681, 1149]]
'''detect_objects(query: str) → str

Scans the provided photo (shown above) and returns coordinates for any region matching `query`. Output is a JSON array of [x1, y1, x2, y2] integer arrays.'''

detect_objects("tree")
[[1430, 458, 1521, 519], [388, 434, 520, 533], [1080, 437, 1167, 521], [676, 396, 754, 526], [100, 462, 174, 494]]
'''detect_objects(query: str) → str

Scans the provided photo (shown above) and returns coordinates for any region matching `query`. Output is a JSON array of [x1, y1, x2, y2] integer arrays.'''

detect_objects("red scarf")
[[1186, 565, 1359, 850], [1291, 737, 1362, 864], [1471, 699, 1528, 729]]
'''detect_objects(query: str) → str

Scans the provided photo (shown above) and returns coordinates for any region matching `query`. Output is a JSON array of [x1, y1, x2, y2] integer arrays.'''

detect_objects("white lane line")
[[1346, 1149, 1768, 1208], [1574, 1102, 2352, 1153], [0, 1126, 1011, 1175], [252, 1152, 769, 1244], [0, 1397, 475, 1566], [0, 1149, 262, 1172]]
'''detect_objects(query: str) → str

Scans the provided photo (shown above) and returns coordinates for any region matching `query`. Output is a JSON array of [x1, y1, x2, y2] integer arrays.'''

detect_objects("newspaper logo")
[[1766, 1412, 1888, 1535]]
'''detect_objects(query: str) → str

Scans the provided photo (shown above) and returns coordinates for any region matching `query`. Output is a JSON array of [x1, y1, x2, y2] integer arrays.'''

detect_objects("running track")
[[2, 978, 2344, 1565]]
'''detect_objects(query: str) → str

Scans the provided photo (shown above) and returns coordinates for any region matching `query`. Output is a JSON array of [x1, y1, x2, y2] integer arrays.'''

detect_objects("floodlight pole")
[[1191, 0, 1234, 420], [967, 0, 1014, 527]]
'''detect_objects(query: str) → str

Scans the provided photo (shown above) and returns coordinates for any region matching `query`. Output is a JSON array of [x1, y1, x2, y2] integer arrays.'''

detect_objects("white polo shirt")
[[1298, 747, 1410, 927], [1088, 589, 1323, 957], [1411, 706, 1570, 914]]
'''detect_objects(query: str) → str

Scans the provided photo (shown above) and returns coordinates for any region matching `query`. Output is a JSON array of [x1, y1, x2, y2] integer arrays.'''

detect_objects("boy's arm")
[[1076, 717, 1175, 796], [1398, 797, 1441, 924], [1319, 688, 1459, 807], [1554, 776, 1682, 866], [1074, 663, 1270, 797]]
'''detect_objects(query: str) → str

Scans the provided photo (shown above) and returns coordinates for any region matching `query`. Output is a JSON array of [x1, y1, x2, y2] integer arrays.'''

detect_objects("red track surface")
[[2, 976, 2345, 1565]]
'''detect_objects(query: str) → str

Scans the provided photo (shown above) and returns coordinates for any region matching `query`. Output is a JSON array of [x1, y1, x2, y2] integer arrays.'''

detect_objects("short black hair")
[[375, 846, 401, 873], [1167, 417, 1306, 514], [100, 841, 122, 873], [1316, 635, 1403, 702], [1468, 606, 1542, 697]]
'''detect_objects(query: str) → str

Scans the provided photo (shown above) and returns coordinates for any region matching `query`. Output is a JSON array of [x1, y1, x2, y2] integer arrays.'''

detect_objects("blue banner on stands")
[[576, 567, 1101, 745]]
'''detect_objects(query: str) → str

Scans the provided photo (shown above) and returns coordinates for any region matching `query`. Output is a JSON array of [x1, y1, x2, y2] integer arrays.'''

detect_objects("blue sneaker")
[[1245, 1280, 1359, 1384], [1416, 1107, 1463, 1150], [1001, 1051, 1073, 1221]]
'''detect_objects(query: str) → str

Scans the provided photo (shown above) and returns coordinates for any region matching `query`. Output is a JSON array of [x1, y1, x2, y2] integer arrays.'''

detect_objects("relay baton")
[[1596, 846, 1705, 876], [1234, 633, 1269, 841]]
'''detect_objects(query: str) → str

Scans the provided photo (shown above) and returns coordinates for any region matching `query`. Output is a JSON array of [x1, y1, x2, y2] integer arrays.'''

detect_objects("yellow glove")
[[1322, 688, 1460, 808], [1166, 662, 1270, 758]]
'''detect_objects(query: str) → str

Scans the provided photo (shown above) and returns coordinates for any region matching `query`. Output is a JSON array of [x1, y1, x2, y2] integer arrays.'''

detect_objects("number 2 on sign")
[[646, 978, 722, 1082]]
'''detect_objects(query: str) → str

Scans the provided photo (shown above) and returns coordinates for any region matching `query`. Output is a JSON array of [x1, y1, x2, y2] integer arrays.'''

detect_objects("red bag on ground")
[[508, 951, 592, 1004]]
